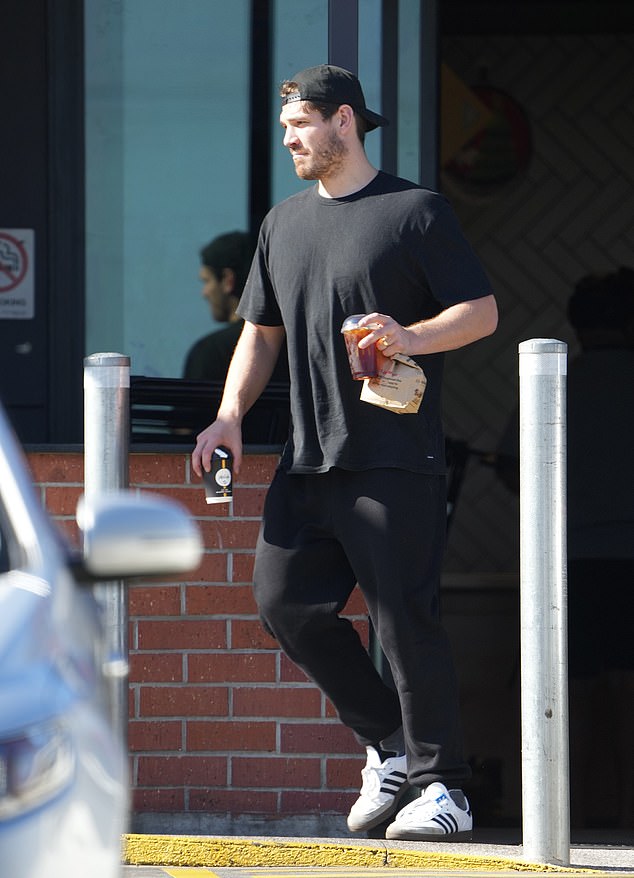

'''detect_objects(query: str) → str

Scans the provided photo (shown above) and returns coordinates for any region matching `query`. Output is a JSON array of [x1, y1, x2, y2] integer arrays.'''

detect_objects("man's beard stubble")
[[293, 129, 347, 181]]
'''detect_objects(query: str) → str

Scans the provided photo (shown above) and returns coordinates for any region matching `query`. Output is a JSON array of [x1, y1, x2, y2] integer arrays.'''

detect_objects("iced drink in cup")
[[341, 314, 380, 380]]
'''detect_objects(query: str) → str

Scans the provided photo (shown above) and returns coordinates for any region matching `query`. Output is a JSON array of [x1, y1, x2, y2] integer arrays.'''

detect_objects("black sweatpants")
[[253, 467, 471, 789]]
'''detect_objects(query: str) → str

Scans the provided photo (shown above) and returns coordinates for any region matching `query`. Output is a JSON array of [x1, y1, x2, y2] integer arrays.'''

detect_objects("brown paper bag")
[[360, 352, 427, 414]]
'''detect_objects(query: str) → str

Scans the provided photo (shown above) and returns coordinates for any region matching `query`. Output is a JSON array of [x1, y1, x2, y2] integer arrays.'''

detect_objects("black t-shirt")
[[183, 321, 244, 381], [183, 319, 289, 383], [238, 171, 492, 474]]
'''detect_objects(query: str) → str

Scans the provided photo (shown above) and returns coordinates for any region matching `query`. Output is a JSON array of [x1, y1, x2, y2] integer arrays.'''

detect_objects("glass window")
[[358, 0, 383, 172], [397, 1, 422, 182], [85, 0, 250, 379]]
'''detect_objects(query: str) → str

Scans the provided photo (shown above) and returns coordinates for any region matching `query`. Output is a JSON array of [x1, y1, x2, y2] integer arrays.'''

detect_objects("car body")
[[0, 403, 202, 877]]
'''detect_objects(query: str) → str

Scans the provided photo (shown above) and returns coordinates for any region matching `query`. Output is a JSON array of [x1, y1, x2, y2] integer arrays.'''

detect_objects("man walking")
[[192, 64, 498, 840]]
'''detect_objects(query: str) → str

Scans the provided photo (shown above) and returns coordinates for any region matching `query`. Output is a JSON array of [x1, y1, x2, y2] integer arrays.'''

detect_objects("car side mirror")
[[76, 491, 203, 579]]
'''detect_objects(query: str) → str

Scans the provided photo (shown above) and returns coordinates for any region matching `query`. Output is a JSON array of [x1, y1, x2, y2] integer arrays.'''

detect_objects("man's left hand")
[[357, 313, 411, 357]]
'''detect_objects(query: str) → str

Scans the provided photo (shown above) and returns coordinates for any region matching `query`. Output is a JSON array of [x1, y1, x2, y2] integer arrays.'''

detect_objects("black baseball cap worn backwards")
[[282, 64, 388, 131]]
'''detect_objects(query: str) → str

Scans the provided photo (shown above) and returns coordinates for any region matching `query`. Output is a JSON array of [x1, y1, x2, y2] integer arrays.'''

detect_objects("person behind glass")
[[183, 231, 289, 383], [566, 268, 634, 829], [192, 65, 498, 840], [183, 231, 252, 381]]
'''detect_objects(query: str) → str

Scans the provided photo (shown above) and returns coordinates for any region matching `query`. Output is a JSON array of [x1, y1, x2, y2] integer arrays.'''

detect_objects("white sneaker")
[[347, 746, 409, 832], [385, 781, 473, 840]]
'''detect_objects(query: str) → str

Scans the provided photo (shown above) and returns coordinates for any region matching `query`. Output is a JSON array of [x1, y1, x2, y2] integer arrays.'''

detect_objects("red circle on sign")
[[0, 232, 29, 293]]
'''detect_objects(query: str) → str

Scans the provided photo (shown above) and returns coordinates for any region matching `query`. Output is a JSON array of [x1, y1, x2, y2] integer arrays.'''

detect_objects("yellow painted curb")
[[122, 834, 598, 873]]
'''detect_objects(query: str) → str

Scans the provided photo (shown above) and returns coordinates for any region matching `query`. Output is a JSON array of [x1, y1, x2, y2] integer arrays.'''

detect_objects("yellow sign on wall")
[[441, 63, 492, 167]]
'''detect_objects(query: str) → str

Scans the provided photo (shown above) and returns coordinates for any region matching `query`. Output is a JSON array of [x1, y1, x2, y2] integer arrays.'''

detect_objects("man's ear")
[[337, 104, 355, 134], [221, 267, 237, 294]]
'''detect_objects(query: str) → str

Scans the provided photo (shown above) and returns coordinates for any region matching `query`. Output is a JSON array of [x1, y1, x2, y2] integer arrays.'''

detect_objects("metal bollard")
[[83, 353, 130, 739], [519, 339, 569, 865]]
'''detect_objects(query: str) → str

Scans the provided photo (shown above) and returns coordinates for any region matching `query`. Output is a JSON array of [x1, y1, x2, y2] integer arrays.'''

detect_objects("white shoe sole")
[[347, 784, 411, 833], [385, 825, 473, 841]]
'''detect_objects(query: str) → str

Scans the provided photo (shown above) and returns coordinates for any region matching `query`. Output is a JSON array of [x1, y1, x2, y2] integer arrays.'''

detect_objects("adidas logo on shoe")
[[385, 781, 473, 841], [347, 746, 409, 833]]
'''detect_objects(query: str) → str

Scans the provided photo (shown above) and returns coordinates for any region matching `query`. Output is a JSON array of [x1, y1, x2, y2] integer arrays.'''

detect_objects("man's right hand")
[[191, 321, 286, 478], [192, 417, 243, 477]]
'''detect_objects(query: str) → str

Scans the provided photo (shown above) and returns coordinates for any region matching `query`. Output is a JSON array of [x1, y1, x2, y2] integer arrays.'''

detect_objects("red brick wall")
[[27, 449, 368, 820]]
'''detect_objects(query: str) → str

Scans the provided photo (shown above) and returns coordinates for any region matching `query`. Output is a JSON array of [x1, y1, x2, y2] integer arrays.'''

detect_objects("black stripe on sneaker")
[[433, 813, 458, 833], [380, 773, 407, 795]]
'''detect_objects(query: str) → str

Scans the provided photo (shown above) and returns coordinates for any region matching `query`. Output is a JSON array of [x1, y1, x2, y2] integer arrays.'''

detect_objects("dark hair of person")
[[200, 231, 254, 298]]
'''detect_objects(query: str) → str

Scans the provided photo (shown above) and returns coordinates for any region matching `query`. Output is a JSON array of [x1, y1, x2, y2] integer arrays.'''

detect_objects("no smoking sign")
[[0, 229, 35, 319]]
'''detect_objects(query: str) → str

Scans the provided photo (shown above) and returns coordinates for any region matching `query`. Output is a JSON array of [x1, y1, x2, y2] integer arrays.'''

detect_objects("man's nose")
[[283, 128, 298, 148]]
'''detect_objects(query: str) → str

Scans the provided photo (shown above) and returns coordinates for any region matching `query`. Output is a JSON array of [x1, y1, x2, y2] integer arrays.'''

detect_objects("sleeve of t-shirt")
[[236, 225, 284, 326], [418, 195, 493, 308]]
